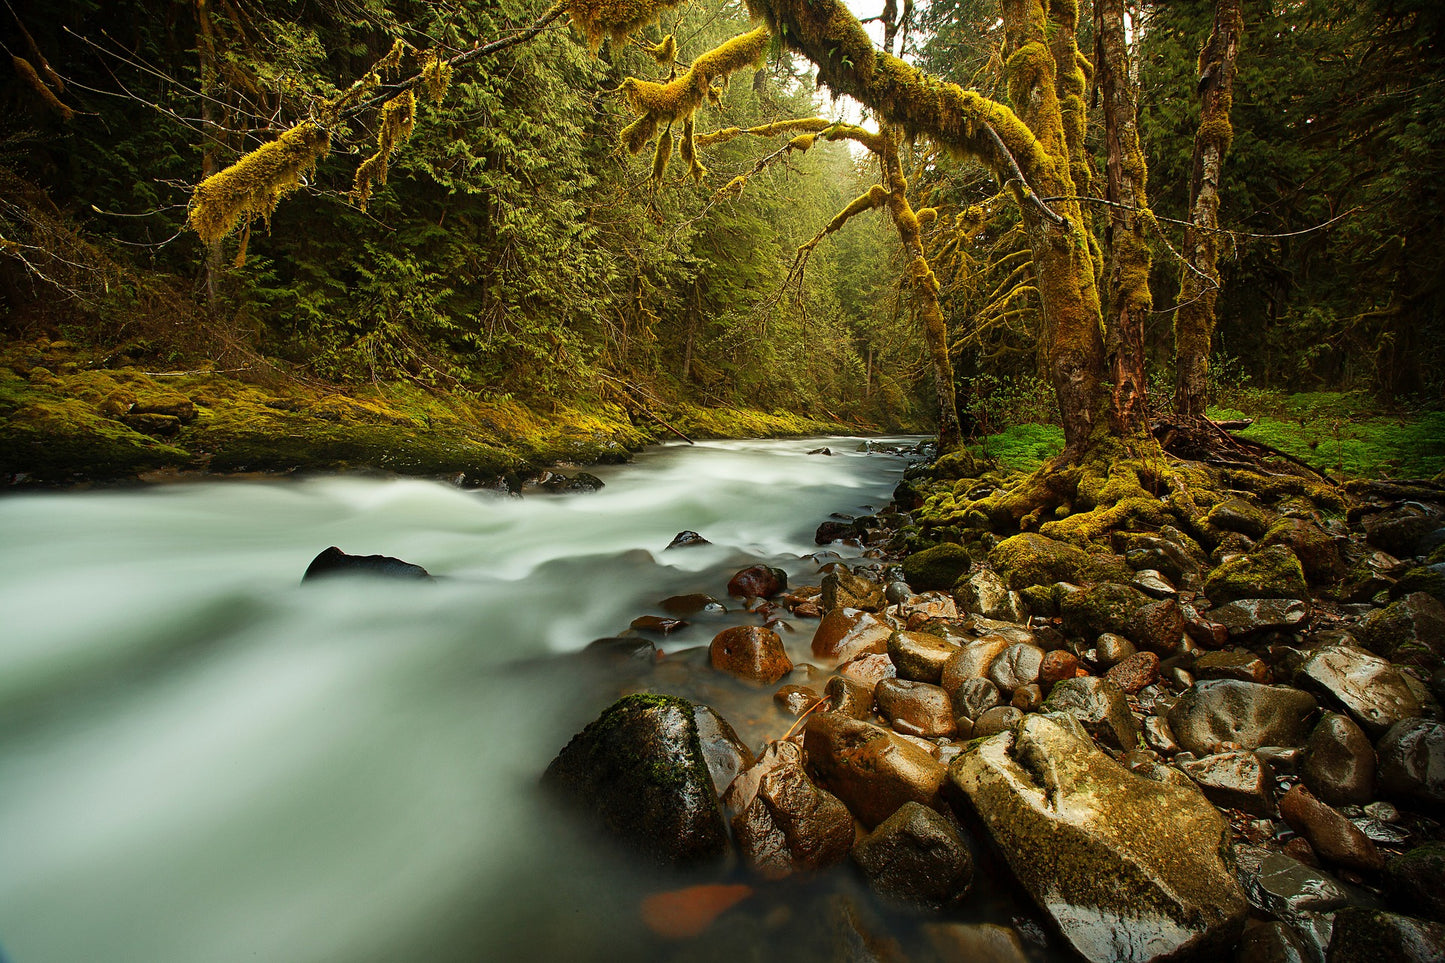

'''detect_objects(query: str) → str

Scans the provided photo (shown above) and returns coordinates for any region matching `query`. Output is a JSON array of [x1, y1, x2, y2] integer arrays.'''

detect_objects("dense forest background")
[[1, 0, 1441, 447]]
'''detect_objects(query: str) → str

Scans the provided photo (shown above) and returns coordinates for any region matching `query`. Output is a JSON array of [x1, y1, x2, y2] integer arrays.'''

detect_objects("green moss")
[[1203, 544, 1308, 604], [902, 542, 972, 591], [988, 531, 1130, 590]]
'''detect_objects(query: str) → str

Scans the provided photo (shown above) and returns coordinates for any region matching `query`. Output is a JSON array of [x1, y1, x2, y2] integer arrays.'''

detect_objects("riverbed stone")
[[973, 705, 1023, 739], [922, 922, 1032, 963], [666, 530, 711, 549], [1301, 712, 1376, 806], [949, 715, 1248, 962], [694, 704, 755, 796], [660, 593, 726, 616], [1207, 497, 1276, 540], [888, 630, 960, 683], [1295, 645, 1423, 737], [903, 543, 973, 591], [810, 609, 892, 663], [722, 740, 854, 880], [544, 694, 729, 867], [837, 651, 896, 691], [710, 625, 792, 685], [1042, 676, 1139, 750], [939, 638, 1010, 690], [1262, 518, 1346, 585], [1196, 649, 1271, 683], [1061, 582, 1154, 645], [1039, 649, 1083, 689], [802, 712, 946, 828], [1237, 920, 1314, 963], [1106, 651, 1160, 694], [1208, 597, 1312, 638], [1096, 632, 1136, 668], [1166, 680, 1318, 755], [1361, 592, 1445, 660], [875, 679, 955, 738], [1234, 846, 1352, 961], [822, 567, 885, 613], [1278, 785, 1384, 874], [1179, 750, 1275, 816], [1115, 531, 1208, 586], [953, 566, 1026, 622], [1137, 598, 1187, 653], [824, 675, 874, 720], [1386, 842, 1445, 923], [949, 677, 1002, 722], [852, 801, 974, 908], [1377, 717, 1445, 806], [1205, 545, 1309, 605], [727, 564, 787, 600], [987, 642, 1044, 694], [302, 546, 430, 581], [773, 685, 822, 716], [1325, 907, 1445, 963]]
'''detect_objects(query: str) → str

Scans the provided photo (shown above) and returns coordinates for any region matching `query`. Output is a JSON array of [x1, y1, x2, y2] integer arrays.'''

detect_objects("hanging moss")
[[419, 49, 453, 105], [351, 90, 417, 210], [567, 0, 689, 50], [188, 121, 331, 245], [652, 34, 677, 64], [651, 126, 674, 182], [11, 55, 74, 121]]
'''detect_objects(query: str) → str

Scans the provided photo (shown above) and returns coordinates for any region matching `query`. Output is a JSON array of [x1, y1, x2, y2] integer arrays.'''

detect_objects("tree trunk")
[[1174, 0, 1243, 420], [196, 0, 222, 304], [1096, 0, 1153, 437]]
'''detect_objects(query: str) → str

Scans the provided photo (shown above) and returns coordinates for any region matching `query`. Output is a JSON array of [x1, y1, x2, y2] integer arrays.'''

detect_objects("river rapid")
[[0, 436, 936, 963]]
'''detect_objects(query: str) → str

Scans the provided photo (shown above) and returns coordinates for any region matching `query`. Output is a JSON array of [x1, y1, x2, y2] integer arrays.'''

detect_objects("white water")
[[0, 437, 920, 963]]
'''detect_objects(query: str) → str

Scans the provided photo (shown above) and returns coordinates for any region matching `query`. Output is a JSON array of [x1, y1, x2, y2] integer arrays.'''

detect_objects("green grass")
[[969, 423, 1065, 472]]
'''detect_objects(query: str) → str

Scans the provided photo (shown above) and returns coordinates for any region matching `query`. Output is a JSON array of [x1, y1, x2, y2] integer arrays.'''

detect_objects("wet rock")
[[694, 704, 755, 795], [1180, 751, 1276, 816], [1262, 519, 1346, 585], [953, 566, 1027, 622], [897, 590, 958, 622], [824, 676, 875, 720], [710, 626, 793, 685], [1236, 920, 1314, 963], [1106, 651, 1160, 694], [888, 630, 960, 683], [1386, 842, 1445, 923], [1234, 846, 1351, 961], [810, 609, 892, 663], [774, 685, 823, 716], [1295, 645, 1423, 737], [1278, 785, 1384, 874], [541, 471, 605, 493], [1301, 713, 1376, 806], [1207, 597, 1312, 638], [726, 564, 788, 600], [1361, 592, 1445, 659], [1208, 497, 1277, 540], [950, 715, 1248, 962], [544, 694, 729, 866], [1205, 545, 1309, 604], [1096, 632, 1137, 668], [1325, 906, 1445, 963], [1196, 649, 1271, 684], [852, 801, 973, 908], [1167, 680, 1318, 755], [631, 615, 688, 634], [666, 530, 711, 549], [950, 677, 1003, 722], [902, 543, 973, 592], [987, 643, 1044, 694], [822, 567, 885, 612], [1115, 531, 1208, 586], [1377, 717, 1445, 806], [940, 639, 1010, 688], [990, 532, 1133, 590], [838, 651, 896, 691], [302, 546, 430, 581], [722, 740, 854, 880], [875, 679, 955, 738], [815, 520, 855, 545], [1132, 569, 1178, 599], [1392, 562, 1445, 607], [1060, 582, 1154, 645], [1039, 649, 1082, 688], [661, 593, 726, 616], [922, 923, 1031, 963], [973, 705, 1023, 739], [1137, 598, 1187, 653], [583, 636, 657, 661], [1143, 716, 1180, 754], [802, 712, 946, 828], [1364, 505, 1443, 558], [1011, 684, 1044, 712], [1042, 676, 1139, 750]]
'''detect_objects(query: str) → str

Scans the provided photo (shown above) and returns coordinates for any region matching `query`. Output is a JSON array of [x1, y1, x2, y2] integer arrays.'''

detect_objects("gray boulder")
[[1166, 680, 1318, 755], [1295, 645, 1423, 738], [1377, 717, 1445, 806]]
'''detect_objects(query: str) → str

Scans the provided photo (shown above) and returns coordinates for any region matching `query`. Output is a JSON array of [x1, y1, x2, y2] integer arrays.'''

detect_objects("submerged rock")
[[949, 716, 1247, 962], [852, 801, 974, 908], [302, 546, 430, 581]]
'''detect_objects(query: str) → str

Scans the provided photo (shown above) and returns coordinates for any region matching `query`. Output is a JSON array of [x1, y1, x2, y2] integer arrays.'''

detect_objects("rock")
[[1207, 497, 1277, 540], [822, 567, 885, 612], [1116, 531, 1208, 586], [1301, 712, 1376, 806], [1096, 632, 1137, 668], [810, 609, 892, 663], [1234, 846, 1352, 961], [815, 520, 855, 544], [896, 590, 958, 622], [1042, 676, 1139, 750], [950, 677, 1003, 721], [989, 532, 1133, 590], [953, 567, 1027, 622], [1364, 505, 1443, 557], [660, 593, 725, 616], [902, 543, 973, 592], [1106, 651, 1161, 694], [727, 564, 788, 599], [875, 678, 955, 738], [583, 636, 657, 661], [852, 801, 973, 908], [1361, 592, 1445, 659], [302, 546, 430, 581], [543, 694, 729, 866], [1137, 598, 1187, 653], [808, 446, 834, 456], [838, 651, 897, 691], [987, 643, 1044, 694], [710, 626, 793, 685], [538, 471, 605, 493], [922, 923, 1032, 963], [1392, 562, 1445, 607], [1205, 545, 1309, 604], [722, 740, 854, 880], [1061, 582, 1154, 645], [1295, 645, 1423, 737], [1325, 906, 1445, 963], [666, 530, 711, 549], [1132, 569, 1178, 598], [824, 675, 875, 719], [694, 704, 756, 795], [1386, 842, 1445, 923], [1278, 785, 1384, 874], [949, 716, 1248, 962], [774, 684, 823, 716], [940, 639, 1010, 688], [1040, 649, 1082, 688], [802, 712, 946, 828], [631, 615, 687, 634], [1262, 519, 1346, 585], [1237, 920, 1314, 963], [1208, 598, 1311, 638], [1196, 649, 1271, 683], [1179, 751, 1276, 816], [973, 706, 1024, 739], [1012, 683, 1044, 712], [1377, 717, 1445, 806], [888, 630, 960, 683], [1143, 716, 1179, 754], [1167, 680, 1318, 755]]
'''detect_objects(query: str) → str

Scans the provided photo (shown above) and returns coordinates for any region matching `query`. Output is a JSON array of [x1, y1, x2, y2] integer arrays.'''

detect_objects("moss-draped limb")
[[188, 121, 331, 246], [694, 117, 833, 148], [566, 0, 689, 50], [1175, 0, 1243, 420], [351, 90, 417, 210]]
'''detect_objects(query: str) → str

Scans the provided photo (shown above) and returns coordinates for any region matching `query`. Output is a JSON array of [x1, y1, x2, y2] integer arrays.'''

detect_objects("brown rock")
[[775, 685, 824, 716], [727, 564, 787, 600], [987, 642, 1044, 694], [802, 712, 946, 828], [875, 679, 955, 738], [824, 675, 875, 719], [630, 615, 687, 634], [1040, 649, 1082, 688], [710, 626, 792, 685], [940, 639, 1010, 690], [811, 609, 892, 663], [723, 741, 854, 880], [1105, 651, 1161, 694], [1278, 785, 1385, 874], [1137, 598, 1186, 653], [1011, 683, 1044, 712], [888, 630, 960, 683], [838, 652, 896, 691]]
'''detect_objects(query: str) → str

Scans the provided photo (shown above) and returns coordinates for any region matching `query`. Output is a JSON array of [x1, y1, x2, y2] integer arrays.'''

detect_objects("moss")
[[988, 531, 1130, 590], [567, 0, 689, 49], [351, 90, 417, 210], [188, 121, 331, 245], [1202, 544, 1308, 604], [1060, 581, 1151, 642], [902, 543, 973, 591]]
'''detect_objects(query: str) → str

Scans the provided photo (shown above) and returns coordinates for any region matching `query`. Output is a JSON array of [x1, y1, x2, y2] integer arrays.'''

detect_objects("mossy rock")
[[1060, 582, 1153, 643], [988, 532, 1132, 591], [1203, 545, 1308, 604], [1204, 497, 1276, 540], [928, 448, 992, 481], [902, 543, 973, 591], [1260, 518, 1345, 585], [1390, 564, 1445, 606]]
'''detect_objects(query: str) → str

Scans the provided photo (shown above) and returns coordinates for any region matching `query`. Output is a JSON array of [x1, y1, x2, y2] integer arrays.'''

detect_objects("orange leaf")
[[640, 883, 754, 940]]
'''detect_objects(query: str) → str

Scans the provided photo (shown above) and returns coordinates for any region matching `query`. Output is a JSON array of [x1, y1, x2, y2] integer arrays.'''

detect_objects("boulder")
[[1377, 717, 1445, 806], [1204, 545, 1309, 604], [1206, 496, 1276, 540], [1136, 598, 1186, 653], [1105, 651, 1160, 694], [1361, 592, 1445, 659], [722, 740, 853, 880], [811, 609, 892, 663], [973, 705, 1024, 739], [902, 543, 972, 591], [774, 684, 823, 716], [1301, 712, 1376, 806], [1039, 649, 1083, 689], [726, 564, 787, 599], [1207, 597, 1311, 638], [302, 546, 430, 581], [1114, 531, 1207, 586], [852, 802, 973, 908], [815, 520, 855, 544], [1386, 842, 1445, 923], [666, 530, 711, 549], [888, 630, 960, 683], [1364, 505, 1443, 557], [822, 567, 885, 612], [1166, 680, 1318, 755], [1262, 518, 1345, 584], [953, 566, 1027, 622], [988, 532, 1132, 590], [1236, 920, 1314, 963], [802, 712, 946, 828], [1096, 632, 1136, 668], [837, 651, 896, 691], [949, 716, 1248, 962], [987, 643, 1044, 694], [1195, 649, 1270, 684], [1325, 907, 1445, 963], [950, 677, 1003, 722], [1234, 846, 1352, 961], [940, 639, 1010, 688], [1295, 645, 1423, 737], [543, 694, 729, 866], [1179, 751, 1275, 816], [1278, 785, 1384, 874], [875, 678, 955, 738], [694, 704, 755, 795], [630, 615, 687, 634], [709, 626, 792, 685], [824, 676, 875, 720], [1041, 676, 1139, 750], [1060, 582, 1154, 645]]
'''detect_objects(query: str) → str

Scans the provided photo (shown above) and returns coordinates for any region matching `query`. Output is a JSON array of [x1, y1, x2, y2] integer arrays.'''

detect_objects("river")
[[0, 436, 943, 963]]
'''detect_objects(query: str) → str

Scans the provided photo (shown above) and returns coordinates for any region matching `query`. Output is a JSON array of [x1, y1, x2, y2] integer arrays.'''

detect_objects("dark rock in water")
[[1235, 845, 1354, 961], [1325, 906, 1445, 963], [726, 564, 787, 599], [665, 530, 711, 550], [1301, 712, 1376, 806], [1237, 920, 1313, 963], [802, 712, 946, 828], [902, 543, 973, 592], [540, 470, 604, 493], [814, 520, 855, 545], [1179, 751, 1276, 816], [1377, 717, 1445, 806], [722, 740, 853, 880], [1278, 785, 1384, 874], [630, 615, 687, 634], [852, 801, 973, 908], [808, 447, 834, 456], [774, 684, 823, 716], [1386, 842, 1445, 923], [1042, 676, 1138, 750], [709, 626, 792, 685], [875, 678, 955, 738], [302, 546, 430, 582], [582, 636, 657, 661], [543, 694, 729, 867], [1295, 645, 1423, 738], [1166, 680, 1317, 755], [949, 715, 1248, 962], [660, 593, 726, 616], [693, 704, 755, 796]]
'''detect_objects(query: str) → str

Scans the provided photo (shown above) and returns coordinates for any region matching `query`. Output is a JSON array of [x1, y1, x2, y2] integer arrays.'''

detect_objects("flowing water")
[[0, 436, 958, 963]]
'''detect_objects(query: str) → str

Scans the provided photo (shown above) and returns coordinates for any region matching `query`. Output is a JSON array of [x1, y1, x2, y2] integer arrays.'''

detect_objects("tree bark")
[[1174, 0, 1243, 420]]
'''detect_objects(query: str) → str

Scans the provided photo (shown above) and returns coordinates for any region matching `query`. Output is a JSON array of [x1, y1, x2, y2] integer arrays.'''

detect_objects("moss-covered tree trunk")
[[1096, 0, 1153, 437], [1174, 0, 1243, 420]]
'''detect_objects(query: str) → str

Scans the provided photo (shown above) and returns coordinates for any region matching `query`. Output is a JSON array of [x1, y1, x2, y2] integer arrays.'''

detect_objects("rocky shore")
[[543, 450, 1445, 963]]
